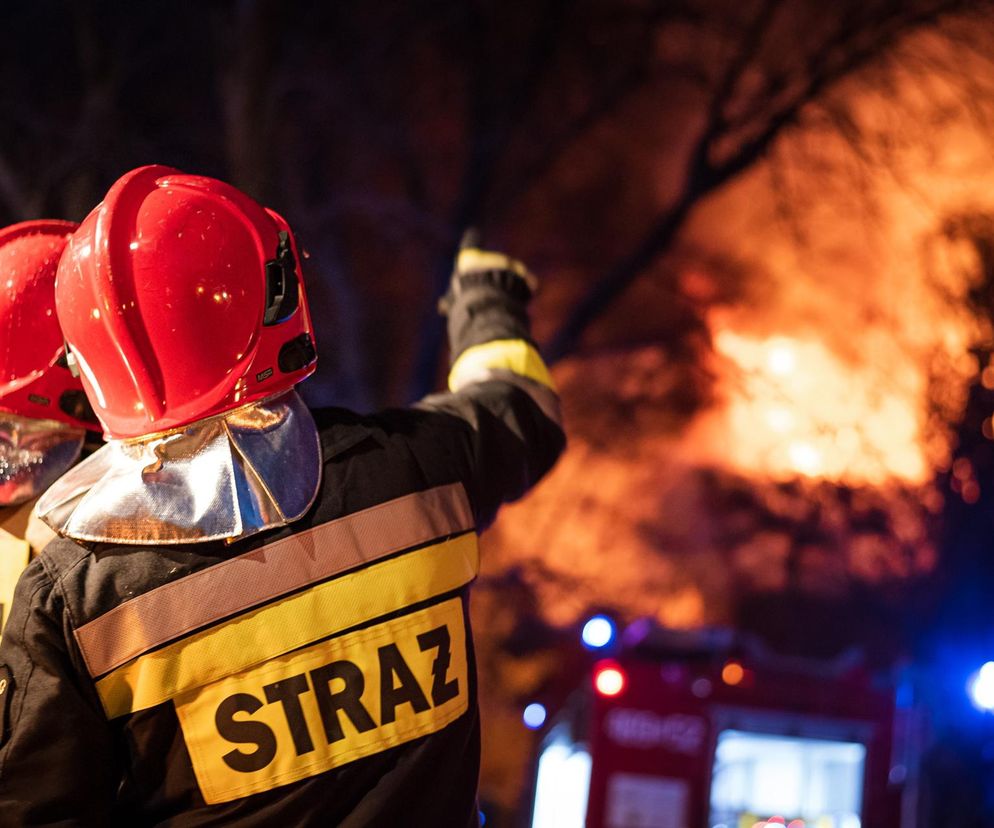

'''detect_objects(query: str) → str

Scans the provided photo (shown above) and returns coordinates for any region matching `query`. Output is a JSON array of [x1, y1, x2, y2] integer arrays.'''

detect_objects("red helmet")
[[0, 220, 96, 430], [57, 165, 317, 439]]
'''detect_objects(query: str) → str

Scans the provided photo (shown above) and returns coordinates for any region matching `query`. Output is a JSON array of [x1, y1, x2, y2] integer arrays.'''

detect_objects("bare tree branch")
[[547, 0, 977, 362], [407, 0, 571, 399], [491, 3, 675, 217]]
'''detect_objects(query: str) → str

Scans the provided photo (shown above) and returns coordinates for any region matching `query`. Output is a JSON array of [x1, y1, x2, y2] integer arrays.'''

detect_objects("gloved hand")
[[438, 231, 538, 315]]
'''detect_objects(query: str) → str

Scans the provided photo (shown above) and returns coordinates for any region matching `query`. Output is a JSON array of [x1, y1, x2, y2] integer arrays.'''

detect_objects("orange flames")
[[477, 17, 994, 813], [702, 328, 928, 484]]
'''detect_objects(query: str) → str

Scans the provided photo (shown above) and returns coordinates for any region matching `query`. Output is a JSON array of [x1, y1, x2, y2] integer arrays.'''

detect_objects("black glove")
[[438, 237, 538, 316]]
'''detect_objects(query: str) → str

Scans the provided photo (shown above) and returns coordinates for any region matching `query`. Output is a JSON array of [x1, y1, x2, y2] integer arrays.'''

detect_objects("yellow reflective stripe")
[[97, 533, 479, 719], [76, 483, 474, 679], [448, 339, 555, 392]]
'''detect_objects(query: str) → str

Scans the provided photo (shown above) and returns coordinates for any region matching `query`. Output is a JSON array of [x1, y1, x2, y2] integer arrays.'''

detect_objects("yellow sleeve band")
[[448, 339, 555, 392]]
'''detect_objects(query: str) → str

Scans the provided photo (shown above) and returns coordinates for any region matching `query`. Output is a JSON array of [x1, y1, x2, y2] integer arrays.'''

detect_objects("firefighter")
[[0, 220, 98, 634], [0, 166, 564, 825]]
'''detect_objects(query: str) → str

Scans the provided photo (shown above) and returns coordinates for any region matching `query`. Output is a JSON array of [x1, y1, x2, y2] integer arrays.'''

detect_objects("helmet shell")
[[0, 220, 96, 430], [57, 166, 316, 438]]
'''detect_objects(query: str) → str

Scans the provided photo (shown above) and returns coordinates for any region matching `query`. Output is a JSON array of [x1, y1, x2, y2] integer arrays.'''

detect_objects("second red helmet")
[[0, 220, 96, 430], [57, 165, 317, 439]]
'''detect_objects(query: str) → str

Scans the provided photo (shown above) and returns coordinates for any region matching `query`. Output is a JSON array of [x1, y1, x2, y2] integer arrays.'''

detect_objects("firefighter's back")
[[22, 405, 496, 826], [0, 167, 564, 826]]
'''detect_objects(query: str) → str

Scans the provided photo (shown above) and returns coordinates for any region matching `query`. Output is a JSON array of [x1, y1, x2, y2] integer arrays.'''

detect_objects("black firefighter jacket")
[[0, 269, 565, 826]]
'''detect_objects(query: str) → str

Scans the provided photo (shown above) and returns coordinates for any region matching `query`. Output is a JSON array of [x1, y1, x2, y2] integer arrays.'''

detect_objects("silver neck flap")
[[36, 390, 321, 545]]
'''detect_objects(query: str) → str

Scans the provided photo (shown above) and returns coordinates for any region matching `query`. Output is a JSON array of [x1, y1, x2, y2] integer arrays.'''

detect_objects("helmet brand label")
[[255, 367, 274, 382], [173, 597, 468, 803], [26, 394, 50, 407]]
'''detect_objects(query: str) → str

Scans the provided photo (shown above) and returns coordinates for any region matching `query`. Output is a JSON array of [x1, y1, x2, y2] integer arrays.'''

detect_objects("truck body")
[[528, 627, 913, 828]]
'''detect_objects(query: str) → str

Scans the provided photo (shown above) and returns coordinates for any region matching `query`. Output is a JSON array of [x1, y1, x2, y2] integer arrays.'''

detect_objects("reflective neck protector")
[[37, 390, 321, 545]]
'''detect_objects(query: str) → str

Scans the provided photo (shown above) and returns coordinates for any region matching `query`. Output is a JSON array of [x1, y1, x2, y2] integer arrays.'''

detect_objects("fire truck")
[[525, 619, 920, 828]]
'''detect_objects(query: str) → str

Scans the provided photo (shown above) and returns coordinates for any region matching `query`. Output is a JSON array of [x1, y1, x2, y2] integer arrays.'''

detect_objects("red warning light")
[[594, 661, 627, 697]]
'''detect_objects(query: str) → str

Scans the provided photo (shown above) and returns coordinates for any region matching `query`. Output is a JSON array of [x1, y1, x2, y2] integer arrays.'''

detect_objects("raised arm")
[[416, 243, 566, 527]]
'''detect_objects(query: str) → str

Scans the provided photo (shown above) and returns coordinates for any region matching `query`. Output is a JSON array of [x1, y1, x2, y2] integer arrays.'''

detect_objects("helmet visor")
[[0, 414, 85, 506]]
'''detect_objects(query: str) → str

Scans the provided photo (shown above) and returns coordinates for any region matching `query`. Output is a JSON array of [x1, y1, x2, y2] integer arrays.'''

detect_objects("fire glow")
[[707, 329, 928, 485]]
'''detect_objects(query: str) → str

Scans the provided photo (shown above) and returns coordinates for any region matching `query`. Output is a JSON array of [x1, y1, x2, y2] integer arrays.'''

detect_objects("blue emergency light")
[[523, 703, 548, 729], [581, 615, 616, 650], [968, 661, 994, 711]]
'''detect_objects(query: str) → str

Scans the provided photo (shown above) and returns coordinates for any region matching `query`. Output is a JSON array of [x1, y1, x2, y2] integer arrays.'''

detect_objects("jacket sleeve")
[[415, 267, 566, 528], [0, 557, 120, 825]]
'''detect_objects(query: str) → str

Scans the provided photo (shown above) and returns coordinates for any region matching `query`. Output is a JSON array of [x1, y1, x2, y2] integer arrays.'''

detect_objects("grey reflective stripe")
[[74, 483, 474, 678]]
